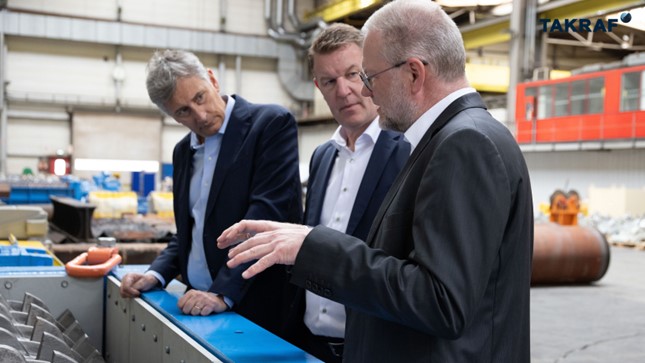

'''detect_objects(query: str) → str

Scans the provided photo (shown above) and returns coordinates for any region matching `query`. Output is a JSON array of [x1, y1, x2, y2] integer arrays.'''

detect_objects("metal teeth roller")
[[0, 292, 104, 363]]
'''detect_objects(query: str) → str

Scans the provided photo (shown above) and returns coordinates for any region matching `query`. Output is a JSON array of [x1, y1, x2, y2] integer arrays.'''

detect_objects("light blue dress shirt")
[[148, 96, 235, 308]]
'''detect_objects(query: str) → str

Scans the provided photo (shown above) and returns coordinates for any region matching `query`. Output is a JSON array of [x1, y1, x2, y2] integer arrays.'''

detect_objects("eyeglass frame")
[[359, 59, 429, 92]]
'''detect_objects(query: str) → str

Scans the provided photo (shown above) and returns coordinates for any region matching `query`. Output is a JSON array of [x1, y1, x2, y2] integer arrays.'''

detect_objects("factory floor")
[[531, 245, 645, 363]]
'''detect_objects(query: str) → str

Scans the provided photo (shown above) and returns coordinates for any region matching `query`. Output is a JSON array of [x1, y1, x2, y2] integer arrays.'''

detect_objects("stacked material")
[[587, 214, 645, 250], [0, 292, 103, 363]]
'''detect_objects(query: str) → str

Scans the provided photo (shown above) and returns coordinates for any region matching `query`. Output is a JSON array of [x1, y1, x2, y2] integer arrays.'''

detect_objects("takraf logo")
[[540, 12, 632, 33]]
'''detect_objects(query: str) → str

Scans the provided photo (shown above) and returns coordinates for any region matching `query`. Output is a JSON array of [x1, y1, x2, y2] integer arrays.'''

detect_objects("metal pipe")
[[218, 56, 226, 94], [0, 29, 6, 177], [531, 223, 610, 285], [113, 47, 124, 113], [235, 55, 242, 95], [287, 0, 301, 29], [219, 0, 227, 32], [275, 0, 283, 29]]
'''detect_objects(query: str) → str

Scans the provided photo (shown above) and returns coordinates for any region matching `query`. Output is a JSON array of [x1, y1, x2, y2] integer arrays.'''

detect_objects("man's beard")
[[378, 84, 417, 133]]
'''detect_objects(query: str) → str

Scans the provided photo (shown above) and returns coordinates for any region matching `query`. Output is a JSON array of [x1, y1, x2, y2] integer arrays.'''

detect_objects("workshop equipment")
[[0, 291, 103, 363], [64, 246, 122, 278], [532, 223, 610, 284], [0, 206, 49, 240], [0, 266, 319, 362]]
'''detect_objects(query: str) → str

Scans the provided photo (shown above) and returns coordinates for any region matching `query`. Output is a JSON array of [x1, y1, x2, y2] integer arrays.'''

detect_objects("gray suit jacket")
[[290, 93, 533, 362]]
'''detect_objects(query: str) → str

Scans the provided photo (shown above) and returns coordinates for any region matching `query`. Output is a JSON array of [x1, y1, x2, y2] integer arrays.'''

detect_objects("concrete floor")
[[531, 246, 645, 363]]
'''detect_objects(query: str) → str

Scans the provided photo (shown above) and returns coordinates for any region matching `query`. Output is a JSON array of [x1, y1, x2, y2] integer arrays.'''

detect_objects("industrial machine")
[[0, 266, 320, 363]]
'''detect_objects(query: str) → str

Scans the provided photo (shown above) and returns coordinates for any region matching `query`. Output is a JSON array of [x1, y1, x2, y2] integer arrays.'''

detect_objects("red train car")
[[515, 57, 645, 144]]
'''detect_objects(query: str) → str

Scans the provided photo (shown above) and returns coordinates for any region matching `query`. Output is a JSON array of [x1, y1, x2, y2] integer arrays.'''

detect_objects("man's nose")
[[195, 108, 208, 122], [336, 77, 353, 97], [361, 84, 372, 97]]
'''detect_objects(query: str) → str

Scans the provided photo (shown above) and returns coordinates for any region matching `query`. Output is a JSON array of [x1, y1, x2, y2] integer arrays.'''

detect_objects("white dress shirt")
[[404, 87, 477, 153], [304, 117, 381, 338]]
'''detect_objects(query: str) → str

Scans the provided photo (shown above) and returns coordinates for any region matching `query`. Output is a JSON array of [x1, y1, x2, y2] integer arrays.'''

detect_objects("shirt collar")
[[331, 116, 382, 151], [190, 95, 235, 149], [404, 87, 476, 153]]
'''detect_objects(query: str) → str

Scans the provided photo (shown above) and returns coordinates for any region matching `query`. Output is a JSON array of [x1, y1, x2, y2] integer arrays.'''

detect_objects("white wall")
[[7, 38, 117, 104], [524, 149, 645, 212]]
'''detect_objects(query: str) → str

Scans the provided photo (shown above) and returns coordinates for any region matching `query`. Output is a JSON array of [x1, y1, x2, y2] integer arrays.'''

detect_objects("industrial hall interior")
[[1, 0, 645, 362]]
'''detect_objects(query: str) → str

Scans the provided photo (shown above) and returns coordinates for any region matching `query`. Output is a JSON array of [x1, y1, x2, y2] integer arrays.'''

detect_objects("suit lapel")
[[345, 131, 396, 235], [174, 137, 193, 256], [306, 145, 337, 226], [365, 93, 487, 243], [205, 96, 251, 219]]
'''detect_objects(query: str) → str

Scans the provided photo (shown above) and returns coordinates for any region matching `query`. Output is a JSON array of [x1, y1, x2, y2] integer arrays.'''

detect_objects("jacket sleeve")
[[290, 127, 514, 338]]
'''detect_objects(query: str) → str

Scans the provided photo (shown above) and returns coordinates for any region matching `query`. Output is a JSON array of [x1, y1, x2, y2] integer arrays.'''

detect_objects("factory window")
[[554, 82, 569, 117], [570, 80, 586, 115], [620, 71, 644, 111], [587, 77, 604, 114], [537, 85, 553, 119]]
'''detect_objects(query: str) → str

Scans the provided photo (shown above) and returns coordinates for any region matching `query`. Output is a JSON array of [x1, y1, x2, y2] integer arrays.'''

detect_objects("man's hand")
[[177, 290, 228, 316], [119, 273, 159, 298], [217, 220, 312, 279]]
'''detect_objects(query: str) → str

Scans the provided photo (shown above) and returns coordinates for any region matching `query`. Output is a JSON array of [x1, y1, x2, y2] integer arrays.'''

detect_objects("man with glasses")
[[218, 0, 533, 361], [283, 23, 408, 362]]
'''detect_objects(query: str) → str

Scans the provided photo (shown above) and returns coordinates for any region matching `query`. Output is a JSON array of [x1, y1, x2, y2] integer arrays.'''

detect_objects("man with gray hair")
[[120, 49, 302, 337], [218, 0, 533, 361]]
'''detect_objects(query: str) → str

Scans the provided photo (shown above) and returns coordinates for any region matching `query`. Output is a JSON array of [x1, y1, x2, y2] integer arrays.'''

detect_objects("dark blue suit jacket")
[[304, 129, 410, 238], [149, 95, 303, 334], [284, 128, 409, 344]]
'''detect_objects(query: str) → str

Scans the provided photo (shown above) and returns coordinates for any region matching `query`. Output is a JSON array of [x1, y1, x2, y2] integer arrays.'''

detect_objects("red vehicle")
[[515, 56, 645, 144]]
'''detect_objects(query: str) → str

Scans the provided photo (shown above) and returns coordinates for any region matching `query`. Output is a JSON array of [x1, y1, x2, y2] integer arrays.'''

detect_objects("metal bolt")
[[60, 280, 68, 288], [107, 292, 111, 299], [131, 314, 136, 322], [164, 346, 170, 354], [123, 307, 127, 313], [153, 334, 158, 342], [115, 300, 119, 306], [141, 324, 146, 331], [4, 281, 12, 290]]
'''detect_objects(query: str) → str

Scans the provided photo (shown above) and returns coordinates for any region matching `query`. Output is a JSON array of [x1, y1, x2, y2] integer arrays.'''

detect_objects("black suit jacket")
[[149, 95, 303, 334], [285, 129, 409, 344], [291, 93, 534, 362]]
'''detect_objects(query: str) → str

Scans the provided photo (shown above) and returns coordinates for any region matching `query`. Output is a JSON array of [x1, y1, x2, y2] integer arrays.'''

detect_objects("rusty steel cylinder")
[[531, 223, 610, 285]]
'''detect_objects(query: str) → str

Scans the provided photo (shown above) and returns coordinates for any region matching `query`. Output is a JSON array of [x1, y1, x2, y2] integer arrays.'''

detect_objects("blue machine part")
[[0, 245, 53, 266], [112, 266, 320, 363]]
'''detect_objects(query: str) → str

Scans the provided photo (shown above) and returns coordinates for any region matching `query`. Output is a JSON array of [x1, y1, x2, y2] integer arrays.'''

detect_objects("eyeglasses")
[[359, 61, 406, 92], [359, 59, 429, 92]]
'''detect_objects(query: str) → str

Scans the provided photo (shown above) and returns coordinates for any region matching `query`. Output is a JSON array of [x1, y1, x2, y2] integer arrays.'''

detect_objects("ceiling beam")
[[460, 0, 643, 49]]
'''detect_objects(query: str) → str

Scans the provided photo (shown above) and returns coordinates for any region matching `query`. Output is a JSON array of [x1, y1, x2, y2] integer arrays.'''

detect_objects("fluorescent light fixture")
[[53, 159, 67, 176], [74, 158, 160, 172]]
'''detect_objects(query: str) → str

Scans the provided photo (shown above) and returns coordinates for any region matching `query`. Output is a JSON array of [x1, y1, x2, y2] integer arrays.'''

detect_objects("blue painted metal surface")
[[112, 266, 320, 363], [0, 245, 54, 266]]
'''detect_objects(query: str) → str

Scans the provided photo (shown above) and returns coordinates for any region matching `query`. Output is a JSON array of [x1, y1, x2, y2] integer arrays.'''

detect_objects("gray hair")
[[146, 49, 210, 112], [308, 23, 364, 72], [362, 0, 466, 82]]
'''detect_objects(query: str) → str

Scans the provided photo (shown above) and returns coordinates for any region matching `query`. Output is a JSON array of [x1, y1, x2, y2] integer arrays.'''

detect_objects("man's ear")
[[408, 58, 426, 95], [207, 68, 220, 91]]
